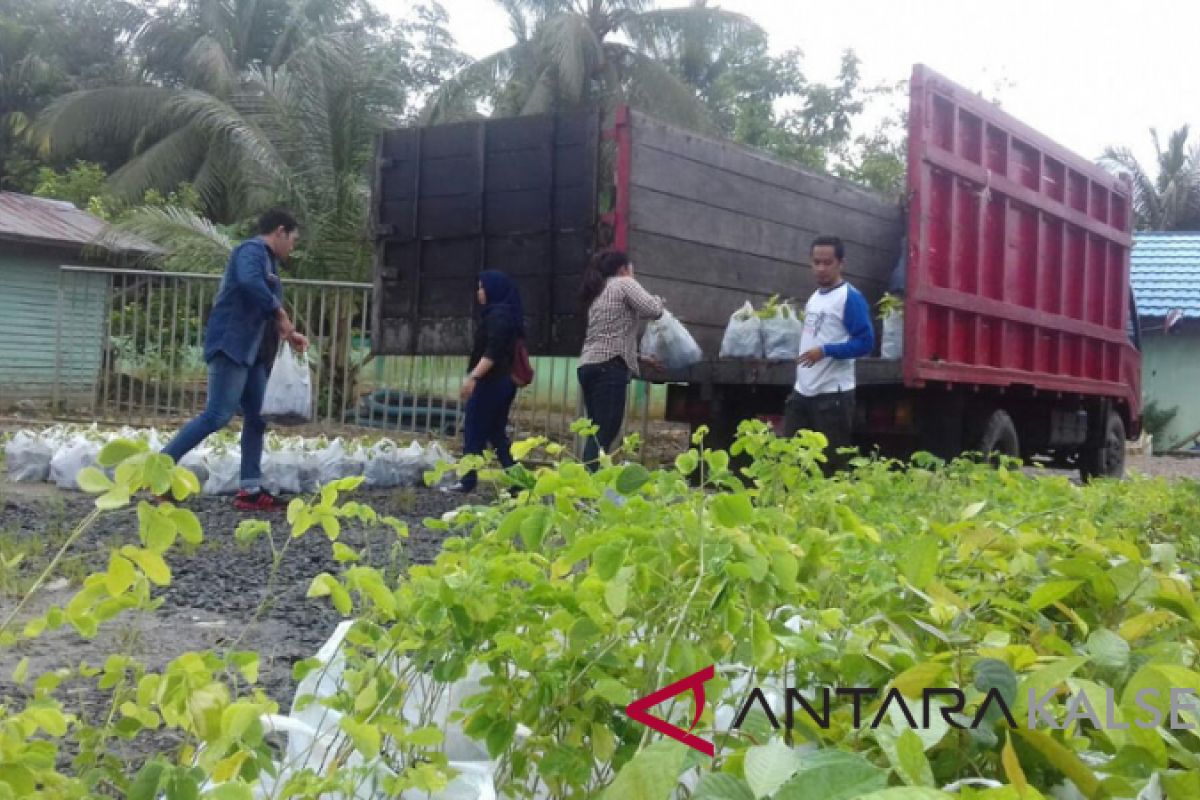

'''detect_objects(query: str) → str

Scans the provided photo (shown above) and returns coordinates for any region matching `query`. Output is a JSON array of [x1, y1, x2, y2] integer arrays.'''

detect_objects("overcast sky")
[[382, 0, 1198, 170]]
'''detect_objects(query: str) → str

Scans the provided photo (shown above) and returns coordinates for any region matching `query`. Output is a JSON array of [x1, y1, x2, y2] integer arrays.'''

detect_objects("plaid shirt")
[[579, 277, 665, 374]]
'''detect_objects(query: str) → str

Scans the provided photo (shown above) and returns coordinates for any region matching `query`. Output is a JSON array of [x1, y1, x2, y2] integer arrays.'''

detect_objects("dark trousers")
[[162, 353, 268, 490], [783, 389, 855, 475], [578, 358, 631, 470], [461, 374, 517, 490]]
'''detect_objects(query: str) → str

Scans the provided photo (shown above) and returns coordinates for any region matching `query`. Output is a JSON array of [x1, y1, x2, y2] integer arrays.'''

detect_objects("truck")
[[371, 64, 1142, 480]]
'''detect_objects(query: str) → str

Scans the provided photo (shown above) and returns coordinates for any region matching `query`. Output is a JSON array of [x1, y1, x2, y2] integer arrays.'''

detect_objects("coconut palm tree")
[[29, 0, 370, 219], [422, 0, 761, 129], [1101, 126, 1200, 231]]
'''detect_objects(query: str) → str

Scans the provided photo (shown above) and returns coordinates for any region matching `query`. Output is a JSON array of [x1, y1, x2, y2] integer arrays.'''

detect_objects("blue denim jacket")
[[204, 238, 284, 366]]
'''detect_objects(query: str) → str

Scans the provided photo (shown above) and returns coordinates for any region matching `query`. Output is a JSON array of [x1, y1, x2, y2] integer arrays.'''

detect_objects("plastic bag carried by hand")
[[762, 302, 803, 360], [262, 345, 312, 425], [719, 302, 764, 359], [6, 431, 54, 482], [640, 310, 703, 371]]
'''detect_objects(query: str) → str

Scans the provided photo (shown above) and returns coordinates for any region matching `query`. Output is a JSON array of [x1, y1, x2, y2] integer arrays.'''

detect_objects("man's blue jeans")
[[162, 353, 269, 490]]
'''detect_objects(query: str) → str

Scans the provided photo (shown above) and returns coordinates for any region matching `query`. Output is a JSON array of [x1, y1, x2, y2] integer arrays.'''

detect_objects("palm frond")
[[613, 45, 711, 132], [538, 12, 604, 105], [93, 206, 234, 272], [31, 87, 174, 158], [183, 34, 239, 97], [107, 124, 212, 202], [421, 45, 526, 123]]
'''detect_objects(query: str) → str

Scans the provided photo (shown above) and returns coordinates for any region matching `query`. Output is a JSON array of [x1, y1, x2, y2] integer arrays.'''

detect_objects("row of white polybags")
[[719, 301, 803, 360], [4, 426, 453, 495]]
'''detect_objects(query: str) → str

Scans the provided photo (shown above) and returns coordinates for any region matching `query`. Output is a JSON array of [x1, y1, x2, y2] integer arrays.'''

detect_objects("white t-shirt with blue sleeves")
[[794, 281, 875, 397]]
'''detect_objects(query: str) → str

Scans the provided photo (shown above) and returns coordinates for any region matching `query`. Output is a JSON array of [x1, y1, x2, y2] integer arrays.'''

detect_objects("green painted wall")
[[1141, 333, 1200, 449], [0, 251, 108, 405]]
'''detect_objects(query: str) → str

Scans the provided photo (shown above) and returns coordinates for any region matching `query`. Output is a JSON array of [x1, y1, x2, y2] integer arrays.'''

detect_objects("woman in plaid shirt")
[[577, 250, 666, 469]]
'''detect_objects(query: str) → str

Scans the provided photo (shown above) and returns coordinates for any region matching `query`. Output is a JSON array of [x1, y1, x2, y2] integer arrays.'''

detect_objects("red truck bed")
[[904, 65, 1140, 416]]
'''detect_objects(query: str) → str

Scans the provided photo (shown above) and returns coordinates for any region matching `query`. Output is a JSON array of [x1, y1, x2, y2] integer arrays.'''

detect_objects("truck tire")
[[974, 409, 1020, 462], [1079, 411, 1126, 481]]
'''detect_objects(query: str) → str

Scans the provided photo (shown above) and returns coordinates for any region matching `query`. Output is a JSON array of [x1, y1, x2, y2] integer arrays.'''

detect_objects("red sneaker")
[[233, 489, 288, 512]]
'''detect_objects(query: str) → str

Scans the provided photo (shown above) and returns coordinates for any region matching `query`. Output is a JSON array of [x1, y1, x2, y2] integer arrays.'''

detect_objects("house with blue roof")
[[1131, 232, 1200, 450]]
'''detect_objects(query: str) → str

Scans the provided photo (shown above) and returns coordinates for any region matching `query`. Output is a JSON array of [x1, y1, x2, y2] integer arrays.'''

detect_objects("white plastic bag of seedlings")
[[262, 446, 303, 495], [364, 439, 404, 488], [317, 438, 366, 486], [6, 430, 54, 482], [881, 308, 904, 360], [49, 435, 102, 490], [261, 345, 313, 425], [640, 310, 703, 371], [263, 620, 515, 800], [297, 440, 321, 494], [719, 301, 764, 359], [761, 302, 803, 361], [203, 446, 241, 495]]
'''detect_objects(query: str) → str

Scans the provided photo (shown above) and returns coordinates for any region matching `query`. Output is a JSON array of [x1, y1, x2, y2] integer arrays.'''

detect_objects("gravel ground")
[[0, 479, 474, 768]]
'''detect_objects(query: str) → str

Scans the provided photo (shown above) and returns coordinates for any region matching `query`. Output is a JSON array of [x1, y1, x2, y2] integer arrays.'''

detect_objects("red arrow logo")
[[625, 665, 715, 756]]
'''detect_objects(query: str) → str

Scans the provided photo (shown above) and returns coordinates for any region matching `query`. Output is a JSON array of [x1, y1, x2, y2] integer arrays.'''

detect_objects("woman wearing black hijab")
[[448, 270, 524, 493]]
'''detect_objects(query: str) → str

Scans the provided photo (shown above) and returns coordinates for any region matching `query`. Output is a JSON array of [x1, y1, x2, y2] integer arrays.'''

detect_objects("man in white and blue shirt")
[[783, 235, 875, 473]]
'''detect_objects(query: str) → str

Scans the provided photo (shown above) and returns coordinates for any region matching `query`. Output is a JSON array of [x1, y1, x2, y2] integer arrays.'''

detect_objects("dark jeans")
[[783, 389, 855, 475], [578, 358, 631, 470], [162, 353, 269, 490], [461, 374, 517, 491]]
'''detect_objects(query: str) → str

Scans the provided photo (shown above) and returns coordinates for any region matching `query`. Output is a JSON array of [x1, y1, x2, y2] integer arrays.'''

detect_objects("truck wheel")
[[974, 409, 1020, 463], [1079, 411, 1126, 481]]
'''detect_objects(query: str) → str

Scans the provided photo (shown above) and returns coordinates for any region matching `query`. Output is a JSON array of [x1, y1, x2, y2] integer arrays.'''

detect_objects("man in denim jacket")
[[162, 209, 308, 511]]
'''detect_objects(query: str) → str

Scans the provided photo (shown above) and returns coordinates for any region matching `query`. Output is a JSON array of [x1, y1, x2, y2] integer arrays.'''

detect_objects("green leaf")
[[1028, 580, 1082, 611], [105, 552, 136, 597], [594, 540, 629, 581], [1086, 629, 1130, 670], [675, 450, 700, 476], [77, 467, 114, 494], [144, 454, 174, 495], [170, 509, 203, 545], [121, 546, 171, 586], [340, 718, 381, 758], [518, 507, 551, 551], [775, 750, 889, 800], [332, 543, 360, 563], [99, 439, 144, 468], [11, 658, 28, 685], [97, 488, 132, 510], [590, 679, 632, 706], [751, 612, 776, 665], [601, 740, 687, 800], [712, 494, 753, 528], [127, 761, 167, 800], [605, 579, 629, 616], [1012, 728, 1101, 798], [745, 740, 803, 799], [1017, 656, 1090, 710], [900, 536, 939, 590], [172, 466, 202, 499], [895, 729, 935, 786], [616, 464, 651, 495], [692, 773, 755, 800]]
